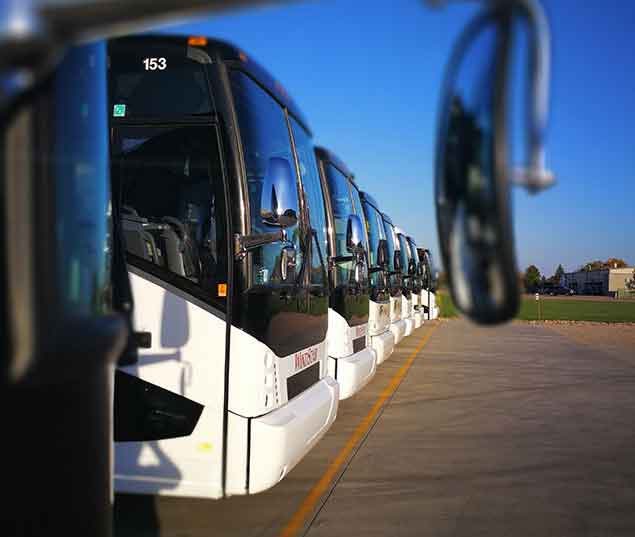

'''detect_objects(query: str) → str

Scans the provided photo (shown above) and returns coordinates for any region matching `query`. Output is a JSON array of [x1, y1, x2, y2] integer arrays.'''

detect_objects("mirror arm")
[[235, 230, 286, 259], [331, 254, 355, 264]]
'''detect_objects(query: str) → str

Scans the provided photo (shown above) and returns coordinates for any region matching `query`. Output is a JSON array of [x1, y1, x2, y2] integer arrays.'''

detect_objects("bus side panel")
[[114, 272, 227, 499]]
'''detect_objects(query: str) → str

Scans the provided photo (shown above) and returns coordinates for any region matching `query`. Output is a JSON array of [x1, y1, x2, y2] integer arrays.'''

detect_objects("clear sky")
[[157, 0, 634, 277]]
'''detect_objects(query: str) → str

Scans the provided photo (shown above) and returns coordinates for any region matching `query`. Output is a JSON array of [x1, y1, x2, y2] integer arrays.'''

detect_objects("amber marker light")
[[188, 36, 208, 46]]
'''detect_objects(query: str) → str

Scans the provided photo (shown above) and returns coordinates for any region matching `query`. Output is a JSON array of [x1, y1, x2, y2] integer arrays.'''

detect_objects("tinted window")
[[290, 118, 328, 288], [112, 125, 228, 306], [109, 42, 213, 119], [231, 71, 301, 286], [324, 164, 354, 285], [349, 185, 370, 254], [362, 200, 385, 268], [383, 219, 398, 272], [398, 234, 410, 276]]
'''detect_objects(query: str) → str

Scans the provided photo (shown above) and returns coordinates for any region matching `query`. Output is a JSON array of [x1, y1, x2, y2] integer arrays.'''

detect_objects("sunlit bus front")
[[405, 235, 425, 328], [315, 148, 377, 398], [396, 229, 415, 336], [379, 212, 408, 344], [109, 35, 338, 499], [417, 247, 439, 320], [359, 192, 395, 363]]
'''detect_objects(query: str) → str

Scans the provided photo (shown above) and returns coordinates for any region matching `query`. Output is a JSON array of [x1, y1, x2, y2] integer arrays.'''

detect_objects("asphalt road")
[[115, 319, 635, 537]]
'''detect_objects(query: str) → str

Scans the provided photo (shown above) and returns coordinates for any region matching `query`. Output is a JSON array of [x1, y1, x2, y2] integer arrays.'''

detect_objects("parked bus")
[[404, 235, 425, 328], [417, 247, 439, 320], [314, 147, 376, 398], [392, 226, 415, 336], [396, 229, 424, 329], [108, 35, 339, 498], [368, 208, 406, 344], [358, 192, 396, 364]]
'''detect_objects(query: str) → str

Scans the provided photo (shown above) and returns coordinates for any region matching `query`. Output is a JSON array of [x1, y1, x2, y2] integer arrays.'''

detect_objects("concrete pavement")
[[115, 319, 635, 537]]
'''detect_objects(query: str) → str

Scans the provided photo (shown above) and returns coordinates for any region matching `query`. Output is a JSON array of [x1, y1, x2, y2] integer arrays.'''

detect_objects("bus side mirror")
[[346, 214, 364, 254], [435, 2, 553, 325], [436, 9, 517, 324], [261, 157, 298, 229], [377, 239, 388, 268], [394, 250, 402, 272]]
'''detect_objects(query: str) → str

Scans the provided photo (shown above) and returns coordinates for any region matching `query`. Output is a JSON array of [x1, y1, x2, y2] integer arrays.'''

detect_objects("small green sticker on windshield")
[[113, 104, 126, 117]]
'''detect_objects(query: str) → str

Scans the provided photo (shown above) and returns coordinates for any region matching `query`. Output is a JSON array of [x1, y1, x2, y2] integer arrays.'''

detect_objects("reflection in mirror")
[[377, 239, 388, 268], [260, 157, 298, 228], [436, 11, 519, 324], [346, 214, 364, 254]]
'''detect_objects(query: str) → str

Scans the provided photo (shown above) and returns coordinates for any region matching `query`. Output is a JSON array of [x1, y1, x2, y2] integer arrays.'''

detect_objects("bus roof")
[[381, 212, 394, 226], [109, 34, 311, 134], [315, 146, 354, 180], [359, 191, 380, 212]]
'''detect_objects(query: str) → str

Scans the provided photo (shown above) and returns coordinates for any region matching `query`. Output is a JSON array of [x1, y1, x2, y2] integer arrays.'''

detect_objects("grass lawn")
[[437, 292, 635, 323], [518, 298, 635, 323], [438, 291, 459, 318]]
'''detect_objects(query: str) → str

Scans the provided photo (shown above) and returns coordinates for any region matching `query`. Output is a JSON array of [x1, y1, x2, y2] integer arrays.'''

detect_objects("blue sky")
[[157, 0, 634, 276]]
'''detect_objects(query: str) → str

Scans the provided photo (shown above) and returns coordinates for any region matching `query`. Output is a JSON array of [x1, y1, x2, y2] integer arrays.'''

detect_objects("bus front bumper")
[[371, 329, 395, 365], [390, 319, 407, 344], [403, 316, 414, 337], [249, 376, 339, 494], [328, 346, 377, 400], [413, 311, 424, 329]]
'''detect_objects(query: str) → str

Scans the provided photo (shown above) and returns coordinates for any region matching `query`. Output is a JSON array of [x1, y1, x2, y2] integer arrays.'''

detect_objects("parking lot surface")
[[115, 319, 635, 537]]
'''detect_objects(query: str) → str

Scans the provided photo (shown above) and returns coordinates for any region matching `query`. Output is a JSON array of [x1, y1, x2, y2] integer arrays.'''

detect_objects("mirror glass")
[[377, 239, 388, 268], [346, 214, 364, 254], [260, 157, 299, 228], [436, 13, 519, 324]]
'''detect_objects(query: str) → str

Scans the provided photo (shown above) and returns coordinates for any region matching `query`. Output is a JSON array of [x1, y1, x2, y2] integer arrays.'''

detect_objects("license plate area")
[[287, 362, 319, 401], [353, 335, 366, 354]]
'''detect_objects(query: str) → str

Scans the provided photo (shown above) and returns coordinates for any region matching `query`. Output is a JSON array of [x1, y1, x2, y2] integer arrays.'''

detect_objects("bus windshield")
[[407, 239, 419, 275], [398, 234, 411, 277], [361, 199, 386, 269], [324, 164, 355, 284], [383, 219, 399, 273], [231, 70, 302, 286]]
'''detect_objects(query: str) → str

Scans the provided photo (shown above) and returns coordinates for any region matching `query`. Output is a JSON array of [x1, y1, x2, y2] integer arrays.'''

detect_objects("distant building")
[[564, 267, 634, 296]]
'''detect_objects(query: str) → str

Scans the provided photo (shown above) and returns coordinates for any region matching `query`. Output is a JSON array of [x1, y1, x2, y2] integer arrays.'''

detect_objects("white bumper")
[[413, 311, 424, 329], [403, 316, 414, 337], [370, 329, 395, 365], [328, 347, 376, 400], [249, 376, 339, 494], [390, 319, 407, 344]]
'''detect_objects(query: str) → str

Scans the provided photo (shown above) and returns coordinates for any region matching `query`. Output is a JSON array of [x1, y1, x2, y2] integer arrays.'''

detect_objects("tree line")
[[522, 258, 630, 293]]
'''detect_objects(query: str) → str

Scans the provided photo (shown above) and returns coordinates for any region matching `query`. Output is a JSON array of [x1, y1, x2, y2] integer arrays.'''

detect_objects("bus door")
[[109, 40, 231, 498]]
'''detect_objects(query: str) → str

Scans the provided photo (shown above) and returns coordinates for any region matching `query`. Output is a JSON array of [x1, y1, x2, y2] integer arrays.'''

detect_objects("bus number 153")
[[143, 57, 167, 71]]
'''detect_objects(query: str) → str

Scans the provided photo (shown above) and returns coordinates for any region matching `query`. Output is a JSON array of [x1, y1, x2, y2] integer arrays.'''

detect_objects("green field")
[[438, 292, 459, 318], [437, 293, 635, 323]]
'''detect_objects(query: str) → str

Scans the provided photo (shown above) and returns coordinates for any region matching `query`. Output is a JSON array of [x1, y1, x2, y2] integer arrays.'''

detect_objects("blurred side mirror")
[[435, 1, 552, 324], [261, 157, 298, 229], [346, 214, 364, 254], [436, 8, 516, 324]]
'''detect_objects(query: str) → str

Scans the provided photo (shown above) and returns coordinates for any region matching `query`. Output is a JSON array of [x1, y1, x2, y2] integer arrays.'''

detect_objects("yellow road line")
[[280, 322, 440, 537]]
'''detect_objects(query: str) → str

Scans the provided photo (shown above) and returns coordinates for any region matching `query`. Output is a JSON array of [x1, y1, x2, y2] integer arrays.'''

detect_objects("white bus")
[[314, 148, 377, 398], [354, 193, 395, 366], [360, 194, 406, 345], [109, 35, 338, 498], [417, 248, 440, 320], [402, 233, 426, 329]]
